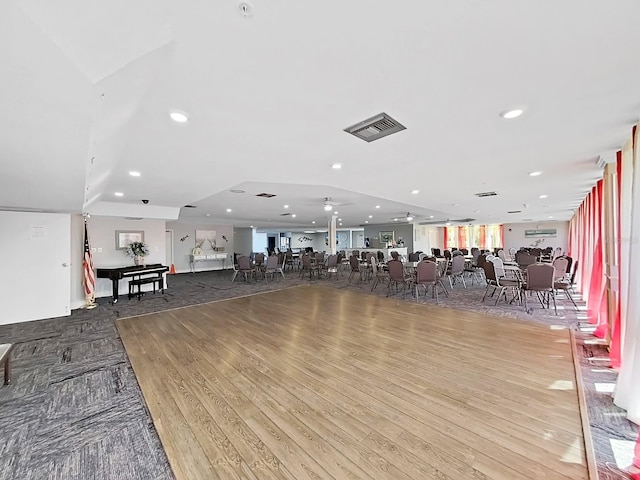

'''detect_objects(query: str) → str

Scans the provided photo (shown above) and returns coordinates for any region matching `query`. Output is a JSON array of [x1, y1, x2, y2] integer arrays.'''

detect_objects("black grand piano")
[[96, 263, 169, 303]]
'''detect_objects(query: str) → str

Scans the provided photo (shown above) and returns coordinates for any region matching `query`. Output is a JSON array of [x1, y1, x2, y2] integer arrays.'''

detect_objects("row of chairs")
[[482, 256, 577, 314]]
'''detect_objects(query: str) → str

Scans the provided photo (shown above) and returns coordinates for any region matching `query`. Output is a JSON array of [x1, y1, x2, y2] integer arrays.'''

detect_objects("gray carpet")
[[0, 268, 636, 479]]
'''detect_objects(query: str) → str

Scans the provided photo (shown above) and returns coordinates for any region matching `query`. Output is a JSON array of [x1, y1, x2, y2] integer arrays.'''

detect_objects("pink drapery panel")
[[569, 180, 608, 338], [610, 151, 623, 368], [443, 227, 448, 251], [592, 180, 609, 338], [499, 225, 504, 250], [457, 226, 466, 249], [479, 225, 486, 248]]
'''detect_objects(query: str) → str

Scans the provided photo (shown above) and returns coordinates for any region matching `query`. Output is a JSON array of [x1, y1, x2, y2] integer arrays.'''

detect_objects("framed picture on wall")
[[379, 231, 394, 243], [115, 230, 144, 250]]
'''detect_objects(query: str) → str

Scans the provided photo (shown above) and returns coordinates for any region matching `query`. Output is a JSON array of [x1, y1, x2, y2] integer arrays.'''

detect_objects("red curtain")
[[499, 225, 504, 250], [569, 180, 608, 338], [443, 227, 448, 250], [457, 226, 466, 249], [479, 225, 486, 249], [609, 151, 623, 367]]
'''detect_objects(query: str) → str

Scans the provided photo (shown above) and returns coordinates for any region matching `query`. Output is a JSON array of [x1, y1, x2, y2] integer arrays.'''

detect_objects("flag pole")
[[83, 214, 97, 309]]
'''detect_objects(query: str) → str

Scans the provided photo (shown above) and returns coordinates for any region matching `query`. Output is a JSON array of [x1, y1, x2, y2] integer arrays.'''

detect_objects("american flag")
[[83, 221, 96, 305]]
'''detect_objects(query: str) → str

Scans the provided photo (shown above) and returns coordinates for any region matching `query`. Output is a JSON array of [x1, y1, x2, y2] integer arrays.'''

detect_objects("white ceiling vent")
[[475, 191, 498, 197], [344, 113, 406, 143]]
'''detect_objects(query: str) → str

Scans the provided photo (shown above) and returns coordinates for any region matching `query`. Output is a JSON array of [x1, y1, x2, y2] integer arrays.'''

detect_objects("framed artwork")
[[524, 229, 557, 238], [115, 230, 144, 250], [379, 231, 395, 243]]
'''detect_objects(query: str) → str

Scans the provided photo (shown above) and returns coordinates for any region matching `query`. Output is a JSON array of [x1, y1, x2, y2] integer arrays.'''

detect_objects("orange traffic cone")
[[169, 264, 176, 274]]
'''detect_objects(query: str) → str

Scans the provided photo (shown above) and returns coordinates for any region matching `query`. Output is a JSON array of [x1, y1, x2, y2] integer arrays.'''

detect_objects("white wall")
[[70, 214, 85, 310], [503, 221, 569, 254], [252, 230, 268, 255], [165, 221, 234, 273], [413, 225, 442, 254], [290, 232, 327, 251], [234, 227, 253, 257], [89, 216, 167, 298]]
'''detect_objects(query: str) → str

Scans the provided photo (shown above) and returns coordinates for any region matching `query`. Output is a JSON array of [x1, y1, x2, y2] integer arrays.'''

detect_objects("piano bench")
[[128, 277, 164, 300]]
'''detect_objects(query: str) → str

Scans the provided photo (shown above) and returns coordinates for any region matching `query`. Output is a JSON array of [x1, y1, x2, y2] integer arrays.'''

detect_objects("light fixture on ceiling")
[[312, 220, 316, 224], [283, 204, 289, 209], [375, 205, 380, 209], [129, 171, 141, 177], [331, 163, 342, 169], [226, 208, 232, 213], [539, 194, 548, 199], [501, 108, 524, 119], [292, 214, 296, 218], [548, 216, 554, 219], [323, 204, 333, 211], [446, 222, 452, 226], [323, 197, 334, 211], [238, 1, 252, 17], [230, 189, 245, 194], [429, 215, 434, 218], [338, 218, 342, 221], [114, 192, 123, 197], [339, 223, 343, 226], [406, 212, 414, 222], [365, 221, 369, 224], [368, 215, 373, 218], [169, 111, 189, 123], [333, 211, 338, 215], [205, 213, 211, 217], [411, 189, 420, 194], [393, 218, 398, 221], [529, 171, 542, 177]]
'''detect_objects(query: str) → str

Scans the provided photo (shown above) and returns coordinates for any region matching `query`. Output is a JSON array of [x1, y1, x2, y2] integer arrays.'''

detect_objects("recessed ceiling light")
[[331, 163, 342, 169], [226, 208, 232, 213], [129, 171, 141, 177], [169, 111, 189, 123], [230, 189, 245, 194], [114, 192, 124, 197], [501, 108, 524, 119], [393, 218, 398, 221], [205, 213, 211, 217], [548, 216, 554, 219], [529, 171, 542, 177], [375, 205, 380, 209], [368, 215, 373, 218], [283, 204, 289, 209], [430, 215, 434, 218], [250, 225, 254, 228], [291, 214, 296, 218], [446, 222, 451, 226], [539, 194, 548, 199], [452, 204, 461, 207], [312, 221, 316, 224], [411, 189, 420, 194], [407, 215, 414, 222], [338, 218, 342, 221], [365, 221, 369, 224], [339, 223, 343, 226], [333, 211, 338, 215], [323, 204, 333, 211]]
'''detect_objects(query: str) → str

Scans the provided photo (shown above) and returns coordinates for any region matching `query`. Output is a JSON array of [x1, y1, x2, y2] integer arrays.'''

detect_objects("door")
[[0, 211, 70, 324], [267, 235, 276, 254]]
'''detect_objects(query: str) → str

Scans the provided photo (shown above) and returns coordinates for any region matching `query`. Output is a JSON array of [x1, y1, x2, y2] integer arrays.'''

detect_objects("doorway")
[[165, 230, 174, 270], [267, 235, 276, 254]]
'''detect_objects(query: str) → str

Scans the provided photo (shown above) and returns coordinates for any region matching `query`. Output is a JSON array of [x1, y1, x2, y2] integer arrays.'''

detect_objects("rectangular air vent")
[[124, 217, 143, 220], [475, 191, 498, 197], [507, 210, 522, 214], [344, 112, 406, 143], [280, 213, 291, 216], [183, 204, 197, 208], [256, 193, 276, 198]]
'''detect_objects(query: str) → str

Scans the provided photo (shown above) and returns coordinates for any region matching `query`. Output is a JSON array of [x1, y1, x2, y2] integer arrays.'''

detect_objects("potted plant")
[[125, 241, 150, 266]]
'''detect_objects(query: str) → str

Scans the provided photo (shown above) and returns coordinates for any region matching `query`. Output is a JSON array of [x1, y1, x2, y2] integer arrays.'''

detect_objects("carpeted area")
[[0, 268, 636, 479]]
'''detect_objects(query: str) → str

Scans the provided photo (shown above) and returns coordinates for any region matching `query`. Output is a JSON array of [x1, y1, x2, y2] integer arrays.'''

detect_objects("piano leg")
[[112, 279, 120, 303]]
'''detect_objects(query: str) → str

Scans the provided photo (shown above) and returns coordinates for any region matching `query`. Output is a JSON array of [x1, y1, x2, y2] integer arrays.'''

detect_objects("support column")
[[328, 216, 337, 255]]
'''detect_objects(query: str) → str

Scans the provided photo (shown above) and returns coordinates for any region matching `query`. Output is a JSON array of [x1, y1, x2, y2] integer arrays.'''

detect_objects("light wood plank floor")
[[117, 285, 588, 480]]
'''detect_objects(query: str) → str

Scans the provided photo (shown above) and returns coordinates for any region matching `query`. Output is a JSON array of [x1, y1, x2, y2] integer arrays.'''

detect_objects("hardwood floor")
[[117, 285, 588, 480]]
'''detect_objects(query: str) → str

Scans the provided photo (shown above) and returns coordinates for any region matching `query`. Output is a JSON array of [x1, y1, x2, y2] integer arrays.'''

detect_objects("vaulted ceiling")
[[1, 0, 639, 229]]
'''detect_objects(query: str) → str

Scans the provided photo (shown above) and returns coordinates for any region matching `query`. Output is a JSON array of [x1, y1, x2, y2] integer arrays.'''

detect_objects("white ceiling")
[[1, 0, 639, 229]]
